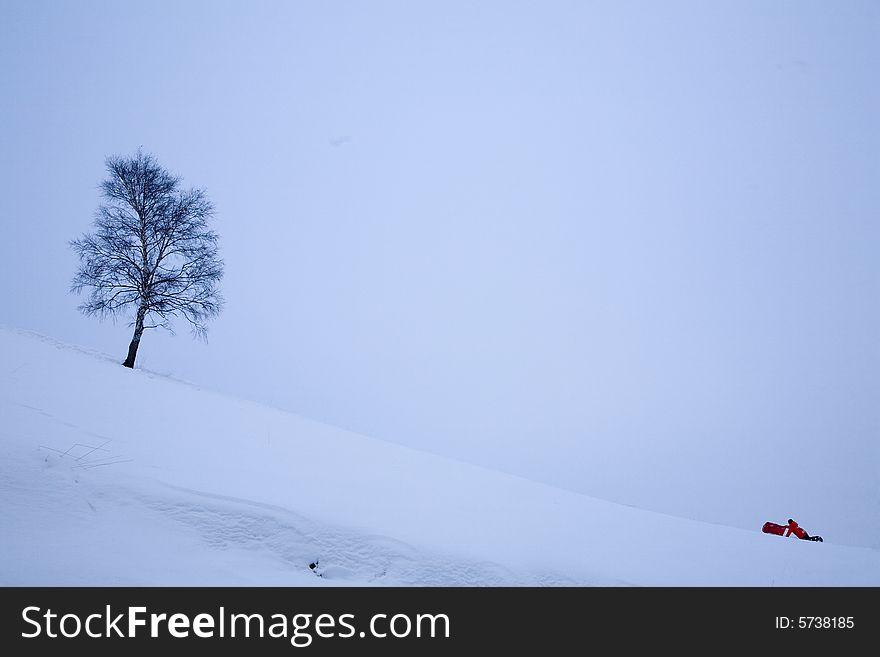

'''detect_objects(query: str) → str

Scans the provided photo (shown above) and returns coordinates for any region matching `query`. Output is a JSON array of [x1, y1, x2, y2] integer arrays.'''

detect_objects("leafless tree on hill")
[[71, 149, 223, 368]]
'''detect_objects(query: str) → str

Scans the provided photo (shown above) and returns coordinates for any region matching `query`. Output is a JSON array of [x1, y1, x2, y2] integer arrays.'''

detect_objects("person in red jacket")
[[785, 519, 823, 542], [785, 518, 807, 538]]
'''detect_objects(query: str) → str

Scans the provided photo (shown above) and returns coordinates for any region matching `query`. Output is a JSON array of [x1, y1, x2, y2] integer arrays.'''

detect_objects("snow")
[[1, 326, 878, 586]]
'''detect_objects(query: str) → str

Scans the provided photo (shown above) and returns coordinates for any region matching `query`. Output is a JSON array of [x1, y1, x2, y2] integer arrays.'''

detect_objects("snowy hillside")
[[1, 327, 877, 586]]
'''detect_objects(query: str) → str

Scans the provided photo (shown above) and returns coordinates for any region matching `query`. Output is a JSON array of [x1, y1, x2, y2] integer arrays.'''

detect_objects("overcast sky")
[[1, 1, 877, 529]]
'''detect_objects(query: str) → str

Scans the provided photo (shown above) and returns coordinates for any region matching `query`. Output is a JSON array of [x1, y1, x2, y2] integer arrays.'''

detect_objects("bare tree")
[[71, 149, 224, 368]]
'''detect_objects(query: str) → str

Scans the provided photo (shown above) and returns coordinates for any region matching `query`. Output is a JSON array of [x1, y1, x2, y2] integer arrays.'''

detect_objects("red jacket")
[[785, 520, 807, 539]]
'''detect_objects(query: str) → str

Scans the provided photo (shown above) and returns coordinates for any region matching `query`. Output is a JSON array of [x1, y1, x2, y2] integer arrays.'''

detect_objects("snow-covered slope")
[[1, 327, 877, 586]]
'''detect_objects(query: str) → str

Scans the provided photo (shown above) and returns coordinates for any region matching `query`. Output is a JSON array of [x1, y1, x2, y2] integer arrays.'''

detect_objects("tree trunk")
[[122, 306, 147, 368]]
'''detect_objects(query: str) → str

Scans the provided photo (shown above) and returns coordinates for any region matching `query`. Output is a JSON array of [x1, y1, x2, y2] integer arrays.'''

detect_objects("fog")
[[1, 1, 877, 534]]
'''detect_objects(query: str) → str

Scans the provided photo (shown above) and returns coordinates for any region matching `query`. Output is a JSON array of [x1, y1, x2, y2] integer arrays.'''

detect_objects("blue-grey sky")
[[1, 1, 877, 538]]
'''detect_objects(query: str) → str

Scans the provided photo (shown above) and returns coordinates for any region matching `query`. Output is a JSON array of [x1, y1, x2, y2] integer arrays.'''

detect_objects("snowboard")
[[762, 521, 786, 536]]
